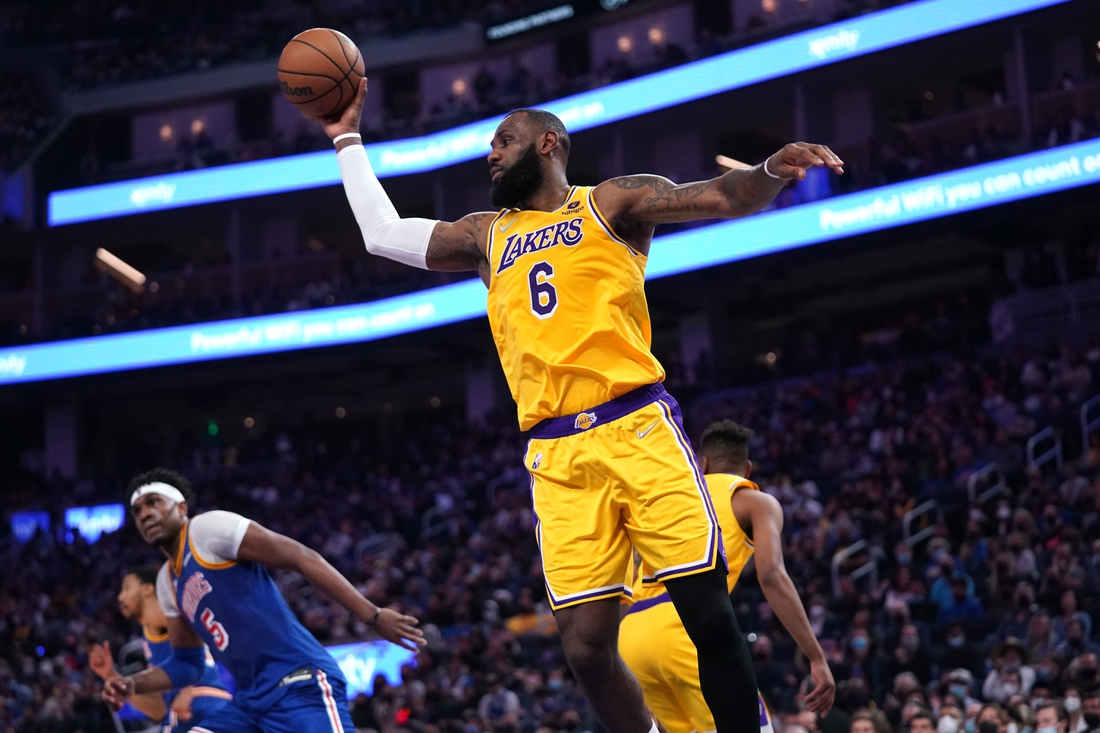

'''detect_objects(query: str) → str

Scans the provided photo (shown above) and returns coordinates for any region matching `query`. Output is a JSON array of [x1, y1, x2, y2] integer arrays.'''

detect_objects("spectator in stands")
[[1001, 583, 1038, 641], [910, 710, 938, 733], [1053, 591, 1093, 643], [937, 576, 984, 625], [978, 703, 1011, 733], [985, 639, 1036, 701], [851, 708, 892, 733], [888, 624, 933, 684], [1036, 702, 1069, 733]]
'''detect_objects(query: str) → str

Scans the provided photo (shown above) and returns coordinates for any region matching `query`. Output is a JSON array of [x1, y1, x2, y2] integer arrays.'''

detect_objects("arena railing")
[[1083, 393, 1100, 454], [1026, 426, 1063, 473], [967, 463, 1007, 506], [831, 540, 885, 599], [902, 500, 944, 548]]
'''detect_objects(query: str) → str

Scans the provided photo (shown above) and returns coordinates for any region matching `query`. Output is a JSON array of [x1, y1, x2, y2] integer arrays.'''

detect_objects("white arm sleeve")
[[156, 563, 181, 618], [189, 511, 251, 564], [336, 144, 439, 269]]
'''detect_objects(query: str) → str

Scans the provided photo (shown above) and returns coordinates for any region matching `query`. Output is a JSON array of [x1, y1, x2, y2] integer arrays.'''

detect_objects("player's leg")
[[664, 569, 758, 733], [619, 605, 698, 733], [558, 599, 652, 733], [615, 394, 758, 733], [527, 436, 652, 733], [260, 667, 355, 733]]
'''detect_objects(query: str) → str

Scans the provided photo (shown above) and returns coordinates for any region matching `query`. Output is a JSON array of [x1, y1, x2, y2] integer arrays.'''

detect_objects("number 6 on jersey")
[[528, 261, 558, 319]]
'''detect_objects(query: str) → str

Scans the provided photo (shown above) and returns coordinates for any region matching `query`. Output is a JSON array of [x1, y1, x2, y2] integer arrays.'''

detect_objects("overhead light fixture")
[[94, 248, 146, 293], [716, 154, 751, 170]]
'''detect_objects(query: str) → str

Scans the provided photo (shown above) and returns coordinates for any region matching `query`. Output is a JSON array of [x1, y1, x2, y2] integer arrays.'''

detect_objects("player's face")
[[131, 493, 186, 548], [488, 117, 545, 209], [117, 574, 145, 620]]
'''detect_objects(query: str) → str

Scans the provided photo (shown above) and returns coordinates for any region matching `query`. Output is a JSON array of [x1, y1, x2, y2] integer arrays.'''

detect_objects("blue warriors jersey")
[[161, 519, 346, 710], [142, 628, 228, 715]]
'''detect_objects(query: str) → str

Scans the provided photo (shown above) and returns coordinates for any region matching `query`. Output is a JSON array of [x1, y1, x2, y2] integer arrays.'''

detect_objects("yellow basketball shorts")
[[525, 383, 725, 611], [620, 598, 773, 733]]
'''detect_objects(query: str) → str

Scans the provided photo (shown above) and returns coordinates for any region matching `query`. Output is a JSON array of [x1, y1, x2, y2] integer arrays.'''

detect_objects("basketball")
[[278, 28, 365, 119]]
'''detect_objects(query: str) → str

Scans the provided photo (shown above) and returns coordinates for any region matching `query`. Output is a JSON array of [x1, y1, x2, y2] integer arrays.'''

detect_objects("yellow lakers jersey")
[[485, 186, 665, 431], [631, 473, 760, 602]]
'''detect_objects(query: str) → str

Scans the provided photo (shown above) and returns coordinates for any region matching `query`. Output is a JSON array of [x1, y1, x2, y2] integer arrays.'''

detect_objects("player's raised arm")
[[313, 78, 491, 276], [235, 518, 426, 651], [732, 489, 836, 715], [593, 143, 844, 228]]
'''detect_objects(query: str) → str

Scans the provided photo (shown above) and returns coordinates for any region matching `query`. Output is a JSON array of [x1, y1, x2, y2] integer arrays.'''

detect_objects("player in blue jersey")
[[90, 566, 231, 732], [103, 468, 424, 733]]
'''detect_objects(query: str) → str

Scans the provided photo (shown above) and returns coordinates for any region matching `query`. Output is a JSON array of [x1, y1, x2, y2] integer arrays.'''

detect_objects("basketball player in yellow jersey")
[[620, 421, 835, 733], [315, 78, 844, 733]]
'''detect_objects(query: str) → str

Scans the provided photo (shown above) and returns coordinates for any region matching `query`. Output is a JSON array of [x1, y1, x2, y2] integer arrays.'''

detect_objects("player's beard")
[[490, 143, 545, 209]]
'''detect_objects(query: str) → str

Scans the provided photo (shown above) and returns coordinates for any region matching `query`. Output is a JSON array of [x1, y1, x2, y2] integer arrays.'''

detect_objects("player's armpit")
[[425, 212, 494, 272]]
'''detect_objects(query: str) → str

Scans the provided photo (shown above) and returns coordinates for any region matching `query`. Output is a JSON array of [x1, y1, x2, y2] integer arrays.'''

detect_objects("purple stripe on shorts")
[[624, 592, 671, 616], [528, 383, 668, 440]]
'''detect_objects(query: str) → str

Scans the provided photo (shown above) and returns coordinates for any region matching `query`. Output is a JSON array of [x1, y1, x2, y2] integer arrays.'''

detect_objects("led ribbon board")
[[9, 138, 1100, 385], [326, 640, 418, 697], [47, 0, 1067, 226]]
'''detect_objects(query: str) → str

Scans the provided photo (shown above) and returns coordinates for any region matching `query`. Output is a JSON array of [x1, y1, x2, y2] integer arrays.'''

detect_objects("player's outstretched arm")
[[312, 78, 491, 276], [734, 490, 836, 715], [237, 521, 426, 651], [593, 142, 844, 227]]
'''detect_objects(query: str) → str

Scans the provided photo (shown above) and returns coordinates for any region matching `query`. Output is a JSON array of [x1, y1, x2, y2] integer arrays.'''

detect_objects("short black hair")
[[507, 108, 570, 156], [700, 420, 754, 466], [127, 565, 160, 586], [1035, 702, 1067, 722], [127, 468, 195, 506], [909, 711, 936, 728]]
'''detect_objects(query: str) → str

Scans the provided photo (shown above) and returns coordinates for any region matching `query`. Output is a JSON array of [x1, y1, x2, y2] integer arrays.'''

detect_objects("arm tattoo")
[[426, 213, 493, 272], [609, 168, 781, 224]]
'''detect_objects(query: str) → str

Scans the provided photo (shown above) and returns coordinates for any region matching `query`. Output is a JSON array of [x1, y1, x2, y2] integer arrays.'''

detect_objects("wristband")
[[367, 607, 381, 625], [762, 156, 782, 179], [333, 132, 362, 145]]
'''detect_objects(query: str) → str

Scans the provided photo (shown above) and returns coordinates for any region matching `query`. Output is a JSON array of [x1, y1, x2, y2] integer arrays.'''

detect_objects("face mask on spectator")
[[1083, 713, 1100, 729], [548, 679, 563, 691], [1003, 683, 1019, 697], [1037, 727, 1057, 733], [852, 636, 868, 652], [951, 685, 969, 699], [1082, 667, 1099, 681], [898, 551, 912, 565], [998, 506, 1012, 520], [940, 717, 961, 733], [1066, 697, 1082, 714], [902, 635, 920, 651], [948, 635, 965, 648]]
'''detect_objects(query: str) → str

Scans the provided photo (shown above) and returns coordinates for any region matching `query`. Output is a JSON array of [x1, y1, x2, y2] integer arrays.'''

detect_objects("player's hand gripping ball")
[[278, 28, 365, 119]]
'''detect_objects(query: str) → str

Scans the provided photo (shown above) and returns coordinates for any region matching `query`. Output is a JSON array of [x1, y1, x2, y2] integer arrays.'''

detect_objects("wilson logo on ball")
[[280, 81, 315, 97]]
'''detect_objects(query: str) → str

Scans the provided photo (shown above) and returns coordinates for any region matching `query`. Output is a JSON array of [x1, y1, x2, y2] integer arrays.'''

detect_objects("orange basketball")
[[278, 28, 365, 119]]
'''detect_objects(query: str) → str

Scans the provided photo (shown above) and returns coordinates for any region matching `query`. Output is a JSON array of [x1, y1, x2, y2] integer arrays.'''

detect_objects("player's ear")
[[699, 454, 710, 474], [745, 460, 753, 479], [542, 130, 559, 155]]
